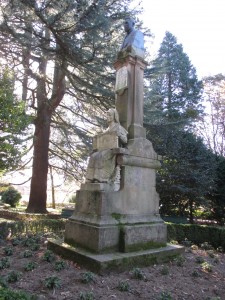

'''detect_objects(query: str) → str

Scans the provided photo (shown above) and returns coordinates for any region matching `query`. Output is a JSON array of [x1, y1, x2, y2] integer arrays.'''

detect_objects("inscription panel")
[[115, 66, 128, 92]]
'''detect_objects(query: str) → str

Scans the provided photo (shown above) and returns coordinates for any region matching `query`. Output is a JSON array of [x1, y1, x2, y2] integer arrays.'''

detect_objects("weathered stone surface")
[[127, 138, 158, 160], [86, 149, 117, 184], [86, 109, 127, 191], [48, 239, 184, 273], [64, 220, 119, 253], [114, 55, 147, 139], [93, 131, 119, 151], [121, 223, 167, 252], [63, 147, 165, 253], [117, 154, 160, 169], [115, 65, 128, 94]]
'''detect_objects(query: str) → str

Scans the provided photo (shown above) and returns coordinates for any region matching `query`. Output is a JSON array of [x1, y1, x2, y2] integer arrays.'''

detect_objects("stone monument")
[[48, 17, 183, 272]]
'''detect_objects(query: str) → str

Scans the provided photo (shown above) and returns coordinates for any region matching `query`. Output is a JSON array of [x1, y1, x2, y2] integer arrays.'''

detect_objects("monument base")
[[51, 138, 175, 271], [48, 239, 184, 273], [64, 215, 167, 253]]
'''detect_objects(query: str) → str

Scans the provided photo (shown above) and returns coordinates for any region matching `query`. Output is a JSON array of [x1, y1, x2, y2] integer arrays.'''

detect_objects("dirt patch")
[[0, 234, 225, 299]]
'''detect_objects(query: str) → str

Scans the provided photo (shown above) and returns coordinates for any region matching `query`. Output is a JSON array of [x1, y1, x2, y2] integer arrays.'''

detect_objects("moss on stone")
[[111, 213, 123, 222], [124, 241, 167, 253]]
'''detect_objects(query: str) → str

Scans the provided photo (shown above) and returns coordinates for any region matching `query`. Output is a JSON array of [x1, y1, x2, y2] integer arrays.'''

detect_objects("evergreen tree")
[[0, 67, 31, 174], [144, 32, 215, 221], [208, 155, 225, 225], [0, 0, 143, 212], [155, 130, 216, 222], [145, 31, 203, 127]]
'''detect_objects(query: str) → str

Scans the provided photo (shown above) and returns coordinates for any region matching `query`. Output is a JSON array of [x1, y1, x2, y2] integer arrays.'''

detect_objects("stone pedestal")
[[64, 140, 167, 253]]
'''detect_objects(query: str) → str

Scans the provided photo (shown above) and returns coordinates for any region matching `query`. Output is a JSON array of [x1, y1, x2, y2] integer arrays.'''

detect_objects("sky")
[[140, 0, 225, 78]]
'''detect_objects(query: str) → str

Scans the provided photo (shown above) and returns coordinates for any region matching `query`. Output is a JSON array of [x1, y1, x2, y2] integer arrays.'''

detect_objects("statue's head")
[[107, 108, 119, 124], [124, 17, 135, 33]]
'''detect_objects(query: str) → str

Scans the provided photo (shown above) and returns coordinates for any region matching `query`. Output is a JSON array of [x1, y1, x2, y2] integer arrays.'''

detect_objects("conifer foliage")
[[145, 31, 203, 127], [144, 32, 215, 221], [0, 0, 140, 212]]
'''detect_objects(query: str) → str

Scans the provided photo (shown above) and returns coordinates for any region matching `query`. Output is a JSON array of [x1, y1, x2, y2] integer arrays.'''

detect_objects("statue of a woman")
[[105, 108, 127, 146], [85, 108, 127, 188]]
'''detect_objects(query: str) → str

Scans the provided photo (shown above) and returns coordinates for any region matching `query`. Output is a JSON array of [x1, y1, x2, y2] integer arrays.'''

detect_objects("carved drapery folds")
[[85, 108, 128, 191]]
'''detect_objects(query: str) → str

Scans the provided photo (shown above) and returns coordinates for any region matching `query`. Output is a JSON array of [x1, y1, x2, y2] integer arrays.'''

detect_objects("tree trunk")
[[25, 31, 65, 213], [26, 107, 52, 213], [49, 165, 56, 209]]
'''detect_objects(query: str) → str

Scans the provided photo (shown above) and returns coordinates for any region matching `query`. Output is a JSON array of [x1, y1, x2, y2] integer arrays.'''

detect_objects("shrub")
[[81, 272, 95, 284], [30, 243, 40, 251], [195, 256, 205, 264], [23, 250, 33, 258], [0, 275, 8, 288], [174, 255, 185, 267], [207, 250, 215, 258], [191, 269, 200, 277], [0, 287, 37, 300], [42, 250, 56, 263], [1, 186, 21, 207], [131, 267, 145, 280], [24, 262, 37, 272], [0, 184, 9, 196], [54, 260, 67, 271], [11, 238, 21, 246], [160, 265, 169, 275], [43, 276, 61, 289], [0, 257, 10, 270], [7, 271, 21, 283], [200, 242, 213, 250], [22, 237, 37, 247], [117, 280, 130, 292], [3, 247, 13, 256]]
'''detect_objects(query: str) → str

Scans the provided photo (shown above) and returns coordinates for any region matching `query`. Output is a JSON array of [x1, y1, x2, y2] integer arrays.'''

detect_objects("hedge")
[[0, 219, 66, 239], [0, 209, 61, 221], [167, 223, 225, 250], [0, 219, 224, 251]]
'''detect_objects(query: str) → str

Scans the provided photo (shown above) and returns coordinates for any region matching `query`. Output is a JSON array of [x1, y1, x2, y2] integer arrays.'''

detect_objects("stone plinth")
[[48, 239, 184, 273]]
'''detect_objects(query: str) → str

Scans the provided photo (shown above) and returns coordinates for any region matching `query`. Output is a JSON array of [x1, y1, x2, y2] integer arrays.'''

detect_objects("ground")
[[0, 233, 225, 300]]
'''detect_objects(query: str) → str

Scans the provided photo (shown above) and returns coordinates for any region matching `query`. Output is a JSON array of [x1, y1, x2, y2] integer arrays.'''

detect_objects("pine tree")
[[145, 31, 203, 128]]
